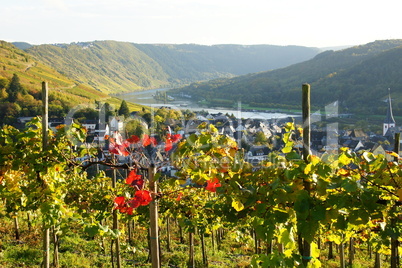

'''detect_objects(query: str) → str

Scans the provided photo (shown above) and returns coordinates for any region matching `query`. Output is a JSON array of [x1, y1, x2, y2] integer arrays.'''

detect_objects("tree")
[[0, 102, 21, 124], [125, 119, 148, 137], [0, 76, 8, 90], [118, 100, 130, 118], [73, 108, 98, 122], [7, 74, 26, 102], [254, 131, 268, 144], [0, 88, 8, 100]]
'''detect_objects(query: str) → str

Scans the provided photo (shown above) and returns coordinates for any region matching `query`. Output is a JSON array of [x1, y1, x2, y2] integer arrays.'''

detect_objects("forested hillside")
[[174, 40, 402, 115], [134, 43, 320, 80], [26, 41, 170, 92], [24, 41, 320, 93], [0, 41, 143, 125]]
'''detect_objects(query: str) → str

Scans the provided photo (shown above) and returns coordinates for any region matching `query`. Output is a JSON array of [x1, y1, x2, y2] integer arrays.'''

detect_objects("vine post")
[[149, 164, 160, 268], [112, 164, 121, 268], [42, 81, 48, 146], [339, 241, 345, 268], [391, 132, 400, 268], [374, 252, 381, 268], [13, 213, 20, 240], [302, 83, 311, 161], [188, 232, 195, 268], [166, 217, 171, 252], [42, 81, 50, 268], [301, 83, 312, 265], [200, 232, 208, 267]]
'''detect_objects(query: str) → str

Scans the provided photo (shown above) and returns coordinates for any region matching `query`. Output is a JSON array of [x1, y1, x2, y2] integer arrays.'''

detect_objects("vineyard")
[[1, 84, 402, 268]]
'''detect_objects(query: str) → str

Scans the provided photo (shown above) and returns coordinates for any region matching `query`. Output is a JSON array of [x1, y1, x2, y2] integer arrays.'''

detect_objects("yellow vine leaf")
[[337, 168, 350, 176], [311, 242, 320, 258], [304, 163, 312, 175], [232, 199, 244, 212], [309, 155, 320, 165], [386, 150, 400, 158], [307, 259, 322, 268]]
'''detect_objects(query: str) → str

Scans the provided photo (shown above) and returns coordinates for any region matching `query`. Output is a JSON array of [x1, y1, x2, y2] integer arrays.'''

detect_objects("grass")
[[0, 214, 395, 268]]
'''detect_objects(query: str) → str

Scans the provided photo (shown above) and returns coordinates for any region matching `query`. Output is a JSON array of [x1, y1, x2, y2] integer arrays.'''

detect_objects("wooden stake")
[[188, 232, 195, 268], [301, 83, 312, 265], [149, 164, 160, 268], [42, 81, 50, 268], [166, 217, 171, 252], [374, 252, 381, 268], [391, 133, 400, 268], [328, 241, 334, 260], [211, 228, 215, 252], [112, 164, 121, 268], [200, 232, 208, 267], [52, 227, 59, 267], [349, 237, 355, 266], [339, 242, 345, 268], [302, 83, 311, 161], [42, 82, 48, 147], [14, 213, 20, 240]]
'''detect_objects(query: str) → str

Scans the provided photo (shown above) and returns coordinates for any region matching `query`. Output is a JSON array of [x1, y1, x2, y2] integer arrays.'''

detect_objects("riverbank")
[[118, 88, 299, 120]]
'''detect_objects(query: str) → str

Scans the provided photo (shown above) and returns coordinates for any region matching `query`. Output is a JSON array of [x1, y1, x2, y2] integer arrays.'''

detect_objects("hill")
[[0, 41, 144, 125], [173, 40, 402, 116], [26, 41, 170, 93], [25, 41, 320, 93], [12, 42, 33, 50]]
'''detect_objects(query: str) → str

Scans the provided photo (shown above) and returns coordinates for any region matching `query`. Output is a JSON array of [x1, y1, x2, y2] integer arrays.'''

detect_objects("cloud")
[[42, 0, 69, 12]]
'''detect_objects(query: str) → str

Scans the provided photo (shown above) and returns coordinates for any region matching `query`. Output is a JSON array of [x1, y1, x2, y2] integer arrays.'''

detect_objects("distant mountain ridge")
[[175, 40, 402, 116], [23, 41, 320, 93], [12, 42, 33, 50], [10, 39, 402, 118]]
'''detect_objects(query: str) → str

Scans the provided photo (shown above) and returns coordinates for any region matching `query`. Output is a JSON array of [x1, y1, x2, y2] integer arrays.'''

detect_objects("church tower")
[[383, 88, 396, 136]]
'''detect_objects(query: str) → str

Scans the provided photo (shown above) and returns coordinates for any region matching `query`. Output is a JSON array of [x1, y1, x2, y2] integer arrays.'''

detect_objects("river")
[[118, 88, 298, 120]]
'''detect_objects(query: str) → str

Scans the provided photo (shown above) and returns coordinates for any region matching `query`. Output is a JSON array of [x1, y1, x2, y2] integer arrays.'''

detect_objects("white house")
[[110, 117, 124, 132], [82, 120, 97, 133]]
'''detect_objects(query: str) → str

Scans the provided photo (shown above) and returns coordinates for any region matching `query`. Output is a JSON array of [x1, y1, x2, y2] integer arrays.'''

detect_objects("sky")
[[2, 0, 402, 48]]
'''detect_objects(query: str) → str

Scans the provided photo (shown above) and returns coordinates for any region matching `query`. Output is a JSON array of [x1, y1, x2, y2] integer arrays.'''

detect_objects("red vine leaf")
[[126, 170, 144, 190], [205, 178, 221, 192]]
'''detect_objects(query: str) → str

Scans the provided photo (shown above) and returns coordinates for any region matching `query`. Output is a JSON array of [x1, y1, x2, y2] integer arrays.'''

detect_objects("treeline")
[[0, 74, 75, 124], [176, 40, 402, 116]]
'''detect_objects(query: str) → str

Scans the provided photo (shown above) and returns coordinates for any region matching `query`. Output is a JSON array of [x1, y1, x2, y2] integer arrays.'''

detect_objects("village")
[[16, 91, 400, 167]]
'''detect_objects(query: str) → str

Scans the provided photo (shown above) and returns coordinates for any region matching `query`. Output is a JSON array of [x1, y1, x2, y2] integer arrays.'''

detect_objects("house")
[[212, 113, 229, 123], [235, 123, 246, 132], [48, 118, 64, 131], [342, 129, 368, 141], [341, 139, 364, 152], [82, 120, 98, 133], [371, 144, 393, 161], [384, 126, 400, 141], [17, 116, 35, 124], [183, 119, 203, 136], [246, 145, 271, 165], [217, 125, 236, 137], [259, 122, 273, 139], [196, 115, 208, 121], [205, 114, 214, 120], [109, 117, 124, 132]]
